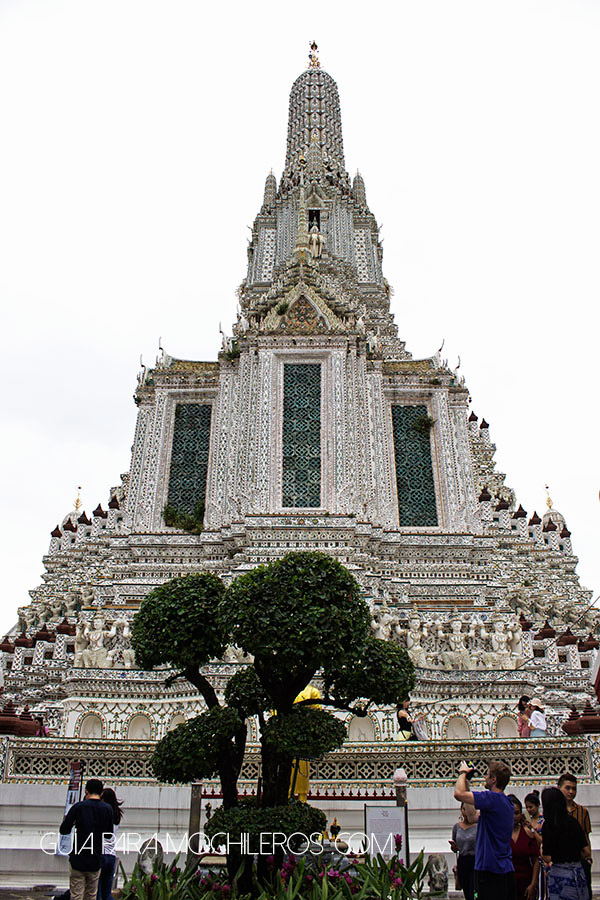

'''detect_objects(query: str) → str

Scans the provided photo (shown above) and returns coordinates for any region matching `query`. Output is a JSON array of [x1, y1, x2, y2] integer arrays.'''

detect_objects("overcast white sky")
[[1, 0, 598, 636]]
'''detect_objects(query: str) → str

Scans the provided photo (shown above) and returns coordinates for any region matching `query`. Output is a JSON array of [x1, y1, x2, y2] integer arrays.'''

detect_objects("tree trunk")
[[260, 738, 293, 807]]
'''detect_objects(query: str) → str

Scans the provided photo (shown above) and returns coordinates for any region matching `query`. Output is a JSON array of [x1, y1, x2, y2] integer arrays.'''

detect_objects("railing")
[[2, 735, 596, 790]]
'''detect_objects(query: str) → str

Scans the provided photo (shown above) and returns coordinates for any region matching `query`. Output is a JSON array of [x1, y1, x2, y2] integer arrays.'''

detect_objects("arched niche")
[[167, 714, 186, 732], [445, 716, 471, 740], [348, 715, 375, 742], [79, 713, 103, 739], [127, 713, 152, 740], [496, 715, 519, 738]]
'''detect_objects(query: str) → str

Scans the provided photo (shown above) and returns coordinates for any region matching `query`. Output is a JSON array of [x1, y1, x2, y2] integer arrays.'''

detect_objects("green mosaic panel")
[[282, 364, 321, 508], [391, 405, 438, 527], [167, 404, 212, 515]]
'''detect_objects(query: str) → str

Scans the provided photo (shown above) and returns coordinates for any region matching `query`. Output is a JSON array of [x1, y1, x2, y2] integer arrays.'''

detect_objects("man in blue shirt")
[[454, 760, 515, 900]]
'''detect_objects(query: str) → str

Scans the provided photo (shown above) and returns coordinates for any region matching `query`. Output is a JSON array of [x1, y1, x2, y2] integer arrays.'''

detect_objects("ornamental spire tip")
[[309, 41, 320, 69]]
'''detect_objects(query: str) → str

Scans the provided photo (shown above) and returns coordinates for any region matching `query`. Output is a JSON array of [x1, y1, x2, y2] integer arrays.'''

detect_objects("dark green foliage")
[[412, 414, 435, 435], [163, 500, 205, 534], [223, 341, 241, 361], [132, 551, 415, 883], [225, 666, 271, 717], [132, 572, 227, 670], [276, 300, 289, 314], [206, 798, 326, 851], [325, 638, 416, 708], [222, 552, 371, 704], [152, 707, 243, 784], [262, 706, 346, 759]]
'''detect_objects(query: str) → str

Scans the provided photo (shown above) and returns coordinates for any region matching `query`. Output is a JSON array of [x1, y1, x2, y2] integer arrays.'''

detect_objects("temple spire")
[[285, 64, 345, 175], [308, 40, 320, 69]]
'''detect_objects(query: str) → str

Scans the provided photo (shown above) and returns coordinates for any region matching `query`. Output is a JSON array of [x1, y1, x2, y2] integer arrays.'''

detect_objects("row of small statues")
[[17, 588, 93, 632], [371, 608, 524, 670], [511, 593, 599, 633]]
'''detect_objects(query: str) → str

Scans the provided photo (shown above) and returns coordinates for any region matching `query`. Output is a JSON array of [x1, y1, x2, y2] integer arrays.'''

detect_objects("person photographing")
[[454, 760, 516, 900]]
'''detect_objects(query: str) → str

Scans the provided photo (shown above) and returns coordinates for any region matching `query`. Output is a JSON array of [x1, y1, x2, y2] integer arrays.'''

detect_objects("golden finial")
[[309, 41, 320, 68], [74, 485, 82, 512], [545, 484, 553, 510]]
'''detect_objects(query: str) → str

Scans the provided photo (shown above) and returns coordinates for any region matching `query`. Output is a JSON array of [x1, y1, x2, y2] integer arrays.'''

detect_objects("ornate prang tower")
[[2, 46, 597, 746]]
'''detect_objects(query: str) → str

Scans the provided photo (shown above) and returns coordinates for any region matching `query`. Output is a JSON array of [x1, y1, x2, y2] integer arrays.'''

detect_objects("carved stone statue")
[[74, 623, 89, 667], [64, 592, 81, 616], [371, 604, 394, 642], [308, 225, 325, 258], [427, 854, 449, 895], [108, 618, 135, 668], [441, 619, 470, 670], [81, 585, 97, 609], [18, 605, 37, 632], [81, 614, 116, 668], [406, 616, 428, 668], [490, 621, 513, 669]]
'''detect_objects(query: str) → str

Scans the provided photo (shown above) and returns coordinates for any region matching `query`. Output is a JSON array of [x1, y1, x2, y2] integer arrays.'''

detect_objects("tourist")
[[396, 699, 428, 740], [524, 790, 544, 898], [524, 790, 543, 844], [58, 778, 113, 900], [396, 699, 415, 741], [517, 697, 531, 738], [35, 715, 50, 736], [541, 786, 590, 900], [558, 773, 592, 899], [508, 795, 539, 900], [449, 801, 478, 900], [97, 788, 123, 900], [454, 760, 516, 900], [528, 700, 546, 737]]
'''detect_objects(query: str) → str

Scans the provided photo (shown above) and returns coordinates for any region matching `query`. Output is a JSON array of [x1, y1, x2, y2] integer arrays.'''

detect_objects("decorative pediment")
[[305, 186, 328, 208], [262, 283, 346, 334]]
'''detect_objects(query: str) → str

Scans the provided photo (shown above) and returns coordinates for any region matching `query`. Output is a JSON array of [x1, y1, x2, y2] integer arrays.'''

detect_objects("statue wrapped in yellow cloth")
[[289, 684, 321, 802]]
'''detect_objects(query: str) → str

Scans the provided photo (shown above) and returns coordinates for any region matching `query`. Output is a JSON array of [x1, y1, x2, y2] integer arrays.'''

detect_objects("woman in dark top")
[[450, 802, 478, 900], [508, 795, 539, 900], [541, 787, 590, 900], [97, 787, 124, 900], [396, 700, 415, 741]]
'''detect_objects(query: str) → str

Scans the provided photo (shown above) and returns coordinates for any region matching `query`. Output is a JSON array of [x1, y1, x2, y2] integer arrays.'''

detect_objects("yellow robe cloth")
[[289, 684, 321, 802]]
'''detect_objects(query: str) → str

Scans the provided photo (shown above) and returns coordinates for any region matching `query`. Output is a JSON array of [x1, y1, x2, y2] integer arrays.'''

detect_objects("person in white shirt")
[[528, 699, 546, 737]]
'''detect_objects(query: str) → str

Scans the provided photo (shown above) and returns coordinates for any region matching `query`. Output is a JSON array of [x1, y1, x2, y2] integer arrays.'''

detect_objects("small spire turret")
[[353, 170, 367, 207], [263, 170, 277, 210]]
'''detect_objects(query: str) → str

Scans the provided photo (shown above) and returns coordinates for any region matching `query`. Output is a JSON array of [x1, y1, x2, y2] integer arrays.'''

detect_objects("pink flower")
[[393, 877, 403, 887], [221, 885, 231, 895], [394, 833, 403, 852]]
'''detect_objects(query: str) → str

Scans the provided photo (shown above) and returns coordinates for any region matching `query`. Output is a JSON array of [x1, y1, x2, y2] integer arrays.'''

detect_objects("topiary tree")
[[131, 552, 414, 887]]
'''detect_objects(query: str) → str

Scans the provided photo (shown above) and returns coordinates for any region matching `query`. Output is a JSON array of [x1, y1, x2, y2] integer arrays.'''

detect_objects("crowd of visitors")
[[453, 765, 592, 900]]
